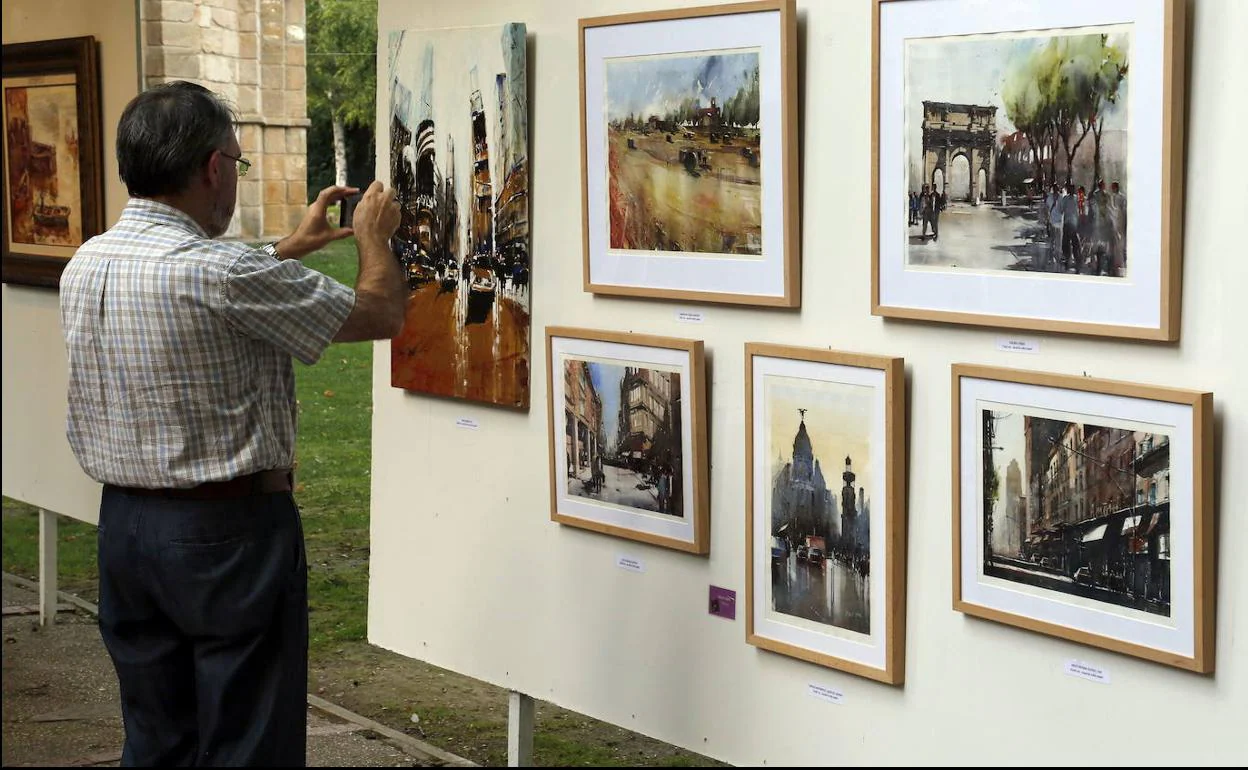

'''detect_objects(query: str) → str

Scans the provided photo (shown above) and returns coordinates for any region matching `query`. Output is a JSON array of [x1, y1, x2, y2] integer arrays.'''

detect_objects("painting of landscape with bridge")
[[604, 49, 763, 257], [904, 25, 1132, 279]]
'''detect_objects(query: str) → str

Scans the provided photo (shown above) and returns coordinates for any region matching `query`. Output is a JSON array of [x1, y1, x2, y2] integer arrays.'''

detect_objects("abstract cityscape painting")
[[954, 364, 1214, 672], [387, 24, 530, 408], [547, 328, 708, 555], [747, 344, 906, 684], [580, 0, 800, 306], [873, 0, 1186, 340], [2, 36, 102, 289]]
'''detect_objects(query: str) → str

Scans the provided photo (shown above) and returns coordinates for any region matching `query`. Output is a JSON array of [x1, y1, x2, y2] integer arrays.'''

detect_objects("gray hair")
[[116, 81, 237, 197]]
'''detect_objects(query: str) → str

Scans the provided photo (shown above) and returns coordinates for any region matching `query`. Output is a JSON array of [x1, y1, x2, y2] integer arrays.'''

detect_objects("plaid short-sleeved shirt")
[[60, 199, 356, 488]]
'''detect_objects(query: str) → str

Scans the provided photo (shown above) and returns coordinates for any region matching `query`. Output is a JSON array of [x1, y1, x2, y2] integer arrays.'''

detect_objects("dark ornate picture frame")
[[2, 35, 103, 289]]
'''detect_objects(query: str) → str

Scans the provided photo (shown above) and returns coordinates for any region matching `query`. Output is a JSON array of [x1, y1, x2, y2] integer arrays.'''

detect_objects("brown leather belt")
[[109, 469, 293, 501]]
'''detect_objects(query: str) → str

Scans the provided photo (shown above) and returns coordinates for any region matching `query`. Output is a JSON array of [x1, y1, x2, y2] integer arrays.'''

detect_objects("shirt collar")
[[119, 198, 210, 238]]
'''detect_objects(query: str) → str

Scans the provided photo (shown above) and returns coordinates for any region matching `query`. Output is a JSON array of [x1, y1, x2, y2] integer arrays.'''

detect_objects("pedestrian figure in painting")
[[1045, 184, 1064, 272], [591, 453, 605, 494], [1060, 184, 1082, 272], [656, 464, 671, 513], [1088, 180, 1114, 276], [919, 185, 934, 239]]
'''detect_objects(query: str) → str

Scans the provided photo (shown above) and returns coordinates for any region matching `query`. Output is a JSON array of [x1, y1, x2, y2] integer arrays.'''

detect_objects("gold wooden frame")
[[546, 326, 709, 554], [578, 0, 800, 307], [745, 343, 907, 684], [871, 0, 1186, 340], [951, 364, 1214, 672]]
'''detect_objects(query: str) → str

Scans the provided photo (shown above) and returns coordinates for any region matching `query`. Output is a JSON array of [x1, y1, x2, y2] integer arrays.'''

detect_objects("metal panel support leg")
[[38, 508, 58, 626], [507, 690, 534, 767]]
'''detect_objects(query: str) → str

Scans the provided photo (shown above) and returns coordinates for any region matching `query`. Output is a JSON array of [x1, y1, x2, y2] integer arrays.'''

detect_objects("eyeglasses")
[[219, 150, 251, 178]]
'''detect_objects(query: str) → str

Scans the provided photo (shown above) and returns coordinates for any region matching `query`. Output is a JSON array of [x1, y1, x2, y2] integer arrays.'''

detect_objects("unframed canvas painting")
[[980, 403, 1172, 618], [765, 375, 873, 636], [904, 25, 1131, 278], [3, 74, 83, 250], [564, 357, 684, 518], [605, 50, 763, 257], [388, 24, 530, 408]]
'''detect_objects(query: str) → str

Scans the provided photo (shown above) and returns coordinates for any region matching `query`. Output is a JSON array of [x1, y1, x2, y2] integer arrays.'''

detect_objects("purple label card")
[[709, 586, 736, 620]]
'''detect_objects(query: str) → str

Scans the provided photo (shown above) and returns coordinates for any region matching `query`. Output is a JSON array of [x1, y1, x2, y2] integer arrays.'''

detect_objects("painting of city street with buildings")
[[604, 49, 763, 257], [563, 357, 684, 518], [980, 403, 1172, 617], [765, 375, 874, 636], [387, 24, 530, 408], [904, 25, 1132, 278]]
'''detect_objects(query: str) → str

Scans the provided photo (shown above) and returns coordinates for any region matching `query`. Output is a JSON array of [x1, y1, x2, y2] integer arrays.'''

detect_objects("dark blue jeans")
[[97, 486, 308, 766]]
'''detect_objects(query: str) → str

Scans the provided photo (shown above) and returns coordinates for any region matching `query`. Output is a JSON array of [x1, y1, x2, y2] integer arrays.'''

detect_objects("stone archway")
[[949, 153, 971, 201], [921, 100, 998, 204], [931, 167, 944, 194]]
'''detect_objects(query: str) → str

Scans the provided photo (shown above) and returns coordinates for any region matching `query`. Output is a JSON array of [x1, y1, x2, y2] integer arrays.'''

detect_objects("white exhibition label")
[[807, 683, 845, 705], [675, 310, 705, 324], [616, 554, 645, 573], [1064, 659, 1111, 684], [996, 336, 1040, 353], [455, 417, 480, 430]]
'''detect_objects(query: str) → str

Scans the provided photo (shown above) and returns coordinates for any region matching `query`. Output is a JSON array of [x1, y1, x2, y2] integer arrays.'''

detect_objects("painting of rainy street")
[[904, 26, 1131, 278], [766, 376, 873, 636], [564, 358, 684, 518], [388, 24, 530, 408], [980, 405, 1171, 617], [605, 49, 763, 256]]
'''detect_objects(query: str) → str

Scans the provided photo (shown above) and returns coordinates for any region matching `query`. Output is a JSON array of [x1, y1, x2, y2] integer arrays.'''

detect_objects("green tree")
[[307, 0, 377, 188]]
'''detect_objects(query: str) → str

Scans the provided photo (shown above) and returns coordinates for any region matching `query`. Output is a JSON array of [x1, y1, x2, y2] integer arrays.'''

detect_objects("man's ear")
[[203, 149, 223, 189]]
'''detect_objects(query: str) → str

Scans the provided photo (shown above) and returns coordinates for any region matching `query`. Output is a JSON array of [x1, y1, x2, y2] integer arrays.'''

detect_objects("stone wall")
[[141, 0, 308, 238]]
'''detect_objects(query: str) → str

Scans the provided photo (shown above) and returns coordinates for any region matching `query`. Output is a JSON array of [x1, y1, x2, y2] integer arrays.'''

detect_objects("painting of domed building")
[[766, 377, 874, 636]]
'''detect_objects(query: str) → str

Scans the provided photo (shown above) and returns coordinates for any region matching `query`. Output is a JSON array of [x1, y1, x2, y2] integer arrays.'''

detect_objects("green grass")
[[1, 237, 371, 655]]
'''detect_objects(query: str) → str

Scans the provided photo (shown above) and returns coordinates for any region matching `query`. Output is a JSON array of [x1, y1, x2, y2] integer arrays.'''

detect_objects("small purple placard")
[[709, 586, 736, 620]]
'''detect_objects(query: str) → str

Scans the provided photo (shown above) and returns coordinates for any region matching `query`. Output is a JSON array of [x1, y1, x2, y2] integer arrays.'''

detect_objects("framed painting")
[[872, 0, 1186, 340], [387, 23, 531, 408], [746, 343, 907, 684], [2, 35, 103, 289], [952, 364, 1214, 672], [546, 327, 708, 554], [579, 0, 800, 307]]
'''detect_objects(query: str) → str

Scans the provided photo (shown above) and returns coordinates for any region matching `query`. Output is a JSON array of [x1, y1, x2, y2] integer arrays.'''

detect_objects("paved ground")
[[1, 577, 473, 767]]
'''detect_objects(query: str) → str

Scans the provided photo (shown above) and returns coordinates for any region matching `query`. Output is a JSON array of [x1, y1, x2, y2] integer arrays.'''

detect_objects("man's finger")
[[316, 185, 360, 204]]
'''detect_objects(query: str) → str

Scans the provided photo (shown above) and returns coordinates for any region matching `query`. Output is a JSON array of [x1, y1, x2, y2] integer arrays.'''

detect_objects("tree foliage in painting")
[[1002, 34, 1128, 188]]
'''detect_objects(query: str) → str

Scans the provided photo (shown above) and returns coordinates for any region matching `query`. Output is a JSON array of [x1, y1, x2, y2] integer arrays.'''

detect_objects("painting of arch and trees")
[[904, 26, 1131, 279], [604, 49, 763, 257]]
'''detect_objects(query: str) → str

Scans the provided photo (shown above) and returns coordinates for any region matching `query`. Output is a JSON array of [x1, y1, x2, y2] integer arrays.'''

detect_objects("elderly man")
[[59, 81, 406, 766]]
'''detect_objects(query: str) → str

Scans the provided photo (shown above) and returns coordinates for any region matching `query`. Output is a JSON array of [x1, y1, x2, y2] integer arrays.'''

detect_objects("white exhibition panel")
[[2, 0, 140, 524], [370, 1, 1248, 765]]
